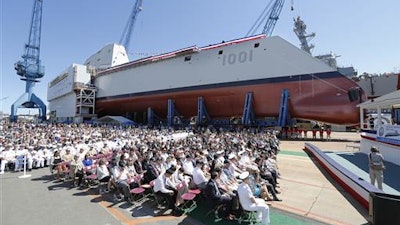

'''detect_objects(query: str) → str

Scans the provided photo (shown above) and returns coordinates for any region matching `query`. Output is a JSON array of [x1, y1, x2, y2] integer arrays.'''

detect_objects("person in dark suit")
[[204, 171, 234, 219], [143, 158, 159, 184]]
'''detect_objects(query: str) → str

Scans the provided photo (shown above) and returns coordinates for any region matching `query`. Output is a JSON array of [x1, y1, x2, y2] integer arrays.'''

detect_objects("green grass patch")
[[187, 200, 318, 225], [279, 150, 309, 157]]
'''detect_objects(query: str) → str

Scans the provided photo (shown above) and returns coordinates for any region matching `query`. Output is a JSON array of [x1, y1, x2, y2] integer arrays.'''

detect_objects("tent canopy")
[[97, 116, 136, 125], [358, 90, 400, 110]]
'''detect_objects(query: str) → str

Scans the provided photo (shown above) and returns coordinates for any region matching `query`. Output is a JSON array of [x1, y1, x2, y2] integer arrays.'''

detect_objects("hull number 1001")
[[222, 50, 253, 66]]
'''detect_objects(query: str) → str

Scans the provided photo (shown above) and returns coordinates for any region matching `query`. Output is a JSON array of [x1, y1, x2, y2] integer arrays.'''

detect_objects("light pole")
[[0, 97, 8, 120]]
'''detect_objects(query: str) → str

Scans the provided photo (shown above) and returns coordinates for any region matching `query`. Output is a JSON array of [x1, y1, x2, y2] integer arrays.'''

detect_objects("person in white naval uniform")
[[237, 171, 270, 225]]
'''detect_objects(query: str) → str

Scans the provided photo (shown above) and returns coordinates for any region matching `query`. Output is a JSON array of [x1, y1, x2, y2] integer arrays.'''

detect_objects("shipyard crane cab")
[[10, 0, 46, 122]]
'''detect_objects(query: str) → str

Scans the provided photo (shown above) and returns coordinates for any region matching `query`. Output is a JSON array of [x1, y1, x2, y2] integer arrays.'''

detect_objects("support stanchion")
[[18, 154, 31, 179]]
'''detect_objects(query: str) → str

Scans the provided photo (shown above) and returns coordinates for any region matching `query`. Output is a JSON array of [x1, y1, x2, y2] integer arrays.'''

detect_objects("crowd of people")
[[281, 126, 332, 141], [0, 122, 282, 225]]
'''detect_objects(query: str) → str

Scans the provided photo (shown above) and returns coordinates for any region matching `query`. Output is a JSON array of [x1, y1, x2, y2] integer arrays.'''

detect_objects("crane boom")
[[14, 0, 44, 81], [247, 0, 285, 37], [119, 0, 143, 53], [263, 0, 285, 36]]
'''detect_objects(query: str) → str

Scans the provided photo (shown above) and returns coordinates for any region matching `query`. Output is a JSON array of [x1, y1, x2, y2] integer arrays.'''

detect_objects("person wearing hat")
[[369, 146, 385, 190], [0, 145, 18, 174], [237, 171, 270, 225]]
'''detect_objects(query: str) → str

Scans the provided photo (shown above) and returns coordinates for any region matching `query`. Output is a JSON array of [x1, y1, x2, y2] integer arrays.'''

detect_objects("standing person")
[[312, 128, 317, 139], [319, 129, 324, 140], [237, 171, 270, 225], [326, 127, 332, 141], [303, 129, 308, 139], [369, 146, 385, 190]]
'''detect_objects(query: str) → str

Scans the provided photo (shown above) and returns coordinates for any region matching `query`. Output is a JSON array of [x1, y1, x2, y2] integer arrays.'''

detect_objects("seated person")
[[227, 154, 244, 178], [96, 158, 112, 193], [248, 169, 281, 201], [112, 161, 133, 203], [214, 167, 237, 195], [70, 155, 85, 187], [192, 160, 209, 190], [222, 160, 238, 187], [237, 171, 270, 225], [82, 154, 93, 168], [51, 150, 63, 179], [153, 168, 183, 215], [203, 171, 235, 220], [256, 157, 280, 194], [0, 146, 18, 174], [142, 158, 159, 184]]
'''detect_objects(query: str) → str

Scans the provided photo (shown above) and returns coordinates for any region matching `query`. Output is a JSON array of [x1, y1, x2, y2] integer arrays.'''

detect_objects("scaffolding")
[[74, 83, 97, 123]]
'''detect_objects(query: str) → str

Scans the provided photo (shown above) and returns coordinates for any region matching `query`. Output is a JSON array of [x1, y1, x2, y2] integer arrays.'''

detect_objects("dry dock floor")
[[277, 132, 369, 225]]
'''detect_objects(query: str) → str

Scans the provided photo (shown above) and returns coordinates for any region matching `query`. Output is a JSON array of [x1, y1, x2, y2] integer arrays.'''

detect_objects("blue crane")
[[246, 0, 285, 37], [10, 0, 46, 122], [119, 0, 143, 53]]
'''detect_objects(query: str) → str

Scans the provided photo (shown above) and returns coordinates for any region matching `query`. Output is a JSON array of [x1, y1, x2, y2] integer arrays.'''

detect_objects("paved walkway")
[[277, 132, 370, 225], [0, 132, 385, 225]]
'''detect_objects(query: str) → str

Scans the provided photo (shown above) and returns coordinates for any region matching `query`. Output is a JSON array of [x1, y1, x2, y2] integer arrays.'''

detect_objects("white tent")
[[357, 90, 400, 128], [358, 90, 400, 109], [97, 116, 136, 125]]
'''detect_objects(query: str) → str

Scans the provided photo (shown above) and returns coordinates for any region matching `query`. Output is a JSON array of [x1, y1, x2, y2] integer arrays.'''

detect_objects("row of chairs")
[[128, 178, 201, 214], [73, 155, 258, 223], [203, 191, 260, 224]]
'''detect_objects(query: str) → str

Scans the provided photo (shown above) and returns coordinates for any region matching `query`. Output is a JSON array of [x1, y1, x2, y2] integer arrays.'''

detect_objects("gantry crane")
[[119, 0, 143, 54], [10, 0, 46, 122], [246, 0, 285, 37]]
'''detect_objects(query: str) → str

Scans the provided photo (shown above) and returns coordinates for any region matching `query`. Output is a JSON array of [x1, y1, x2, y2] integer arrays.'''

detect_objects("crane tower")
[[10, 0, 46, 122]]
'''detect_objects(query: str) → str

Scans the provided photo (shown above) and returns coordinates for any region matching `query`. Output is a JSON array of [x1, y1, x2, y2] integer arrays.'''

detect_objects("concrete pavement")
[[277, 132, 369, 225]]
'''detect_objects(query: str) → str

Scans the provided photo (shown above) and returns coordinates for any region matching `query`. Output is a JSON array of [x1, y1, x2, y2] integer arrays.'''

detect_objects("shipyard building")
[[47, 44, 128, 123]]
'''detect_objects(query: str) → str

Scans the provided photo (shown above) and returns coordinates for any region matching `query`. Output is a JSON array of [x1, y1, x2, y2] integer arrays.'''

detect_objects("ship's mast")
[[293, 16, 315, 54], [293, 16, 338, 69]]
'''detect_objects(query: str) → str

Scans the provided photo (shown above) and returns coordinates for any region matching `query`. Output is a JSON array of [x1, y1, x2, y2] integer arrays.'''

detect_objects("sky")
[[1, 0, 399, 115]]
